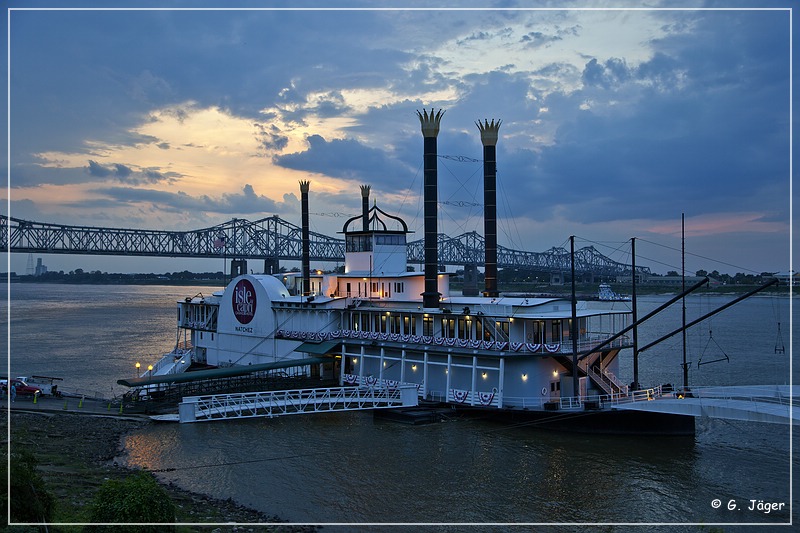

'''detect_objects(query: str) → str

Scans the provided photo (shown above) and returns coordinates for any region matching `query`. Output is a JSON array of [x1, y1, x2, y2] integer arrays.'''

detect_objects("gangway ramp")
[[611, 385, 800, 426], [153, 384, 419, 423]]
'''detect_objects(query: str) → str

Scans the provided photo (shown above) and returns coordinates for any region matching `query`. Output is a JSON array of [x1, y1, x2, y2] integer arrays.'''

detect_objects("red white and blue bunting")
[[448, 388, 499, 407], [342, 373, 422, 393], [276, 329, 561, 354]]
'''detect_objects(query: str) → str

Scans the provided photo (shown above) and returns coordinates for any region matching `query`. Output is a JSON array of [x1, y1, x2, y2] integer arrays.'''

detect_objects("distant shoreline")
[[9, 278, 227, 287], [7, 278, 789, 298]]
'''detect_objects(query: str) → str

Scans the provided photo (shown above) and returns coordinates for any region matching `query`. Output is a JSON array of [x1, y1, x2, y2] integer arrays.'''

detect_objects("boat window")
[[526, 320, 543, 343], [496, 321, 509, 341], [457, 318, 471, 339], [551, 320, 562, 343], [346, 235, 373, 252], [423, 316, 434, 336], [403, 315, 416, 335], [441, 318, 456, 338], [375, 234, 404, 245]]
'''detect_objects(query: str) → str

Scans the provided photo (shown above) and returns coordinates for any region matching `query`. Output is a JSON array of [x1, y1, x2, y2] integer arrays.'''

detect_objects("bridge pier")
[[230, 259, 247, 277], [462, 263, 479, 296], [264, 257, 279, 275]]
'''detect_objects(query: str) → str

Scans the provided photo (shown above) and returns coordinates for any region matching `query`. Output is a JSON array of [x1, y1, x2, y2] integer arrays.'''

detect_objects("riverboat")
[[137, 110, 696, 434]]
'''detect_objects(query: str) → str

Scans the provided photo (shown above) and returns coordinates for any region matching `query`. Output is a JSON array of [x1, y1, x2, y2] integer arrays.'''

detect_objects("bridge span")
[[2, 214, 650, 279]]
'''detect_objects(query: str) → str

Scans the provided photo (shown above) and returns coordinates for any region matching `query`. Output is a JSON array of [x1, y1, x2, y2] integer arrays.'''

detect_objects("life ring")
[[541, 387, 547, 396]]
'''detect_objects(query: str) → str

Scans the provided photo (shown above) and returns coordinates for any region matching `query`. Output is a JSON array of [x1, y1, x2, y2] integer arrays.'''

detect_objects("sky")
[[4, 1, 795, 277]]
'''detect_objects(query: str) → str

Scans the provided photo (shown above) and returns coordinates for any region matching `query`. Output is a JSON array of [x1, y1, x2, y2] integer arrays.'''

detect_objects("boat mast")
[[570, 235, 579, 398], [631, 237, 639, 390], [638, 278, 779, 353], [681, 213, 689, 390]]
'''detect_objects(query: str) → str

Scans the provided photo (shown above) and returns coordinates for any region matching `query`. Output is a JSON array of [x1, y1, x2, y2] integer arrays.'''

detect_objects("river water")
[[4, 283, 797, 528]]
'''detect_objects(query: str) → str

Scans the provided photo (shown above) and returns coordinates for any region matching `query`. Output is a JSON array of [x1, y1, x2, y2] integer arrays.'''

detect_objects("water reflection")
[[121, 413, 743, 524]]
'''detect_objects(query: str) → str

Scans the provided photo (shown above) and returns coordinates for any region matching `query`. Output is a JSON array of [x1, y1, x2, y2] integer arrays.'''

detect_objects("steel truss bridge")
[[1, 214, 650, 278]]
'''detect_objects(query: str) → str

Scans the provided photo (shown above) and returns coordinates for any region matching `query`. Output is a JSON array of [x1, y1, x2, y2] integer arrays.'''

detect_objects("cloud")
[[274, 134, 413, 191], [86, 183, 294, 216], [85, 160, 177, 185], [7, 7, 793, 275]]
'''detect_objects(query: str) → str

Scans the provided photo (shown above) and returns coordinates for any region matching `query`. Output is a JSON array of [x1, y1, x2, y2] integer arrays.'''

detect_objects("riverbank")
[[6, 410, 317, 531]]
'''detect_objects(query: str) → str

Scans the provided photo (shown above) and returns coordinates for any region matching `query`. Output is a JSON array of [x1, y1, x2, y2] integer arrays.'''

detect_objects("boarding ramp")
[[610, 385, 800, 425], [159, 384, 419, 423]]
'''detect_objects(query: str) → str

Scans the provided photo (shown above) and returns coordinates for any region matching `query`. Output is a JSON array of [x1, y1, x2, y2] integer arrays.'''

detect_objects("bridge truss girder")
[[2, 215, 648, 277]]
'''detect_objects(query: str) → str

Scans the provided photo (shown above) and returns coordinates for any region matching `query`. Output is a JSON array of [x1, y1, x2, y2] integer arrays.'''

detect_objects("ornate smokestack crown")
[[476, 119, 502, 146], [299, 180, 310, 193], [360, 184, 371, 198], [417, 108, 445, 138]]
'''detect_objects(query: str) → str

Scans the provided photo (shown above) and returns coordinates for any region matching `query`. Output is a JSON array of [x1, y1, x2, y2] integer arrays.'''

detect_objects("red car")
[[2, 379, 43, 396]]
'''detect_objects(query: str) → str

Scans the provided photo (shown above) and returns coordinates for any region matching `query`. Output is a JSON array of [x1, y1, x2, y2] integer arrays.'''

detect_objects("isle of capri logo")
[[232, 279, 256, 324]]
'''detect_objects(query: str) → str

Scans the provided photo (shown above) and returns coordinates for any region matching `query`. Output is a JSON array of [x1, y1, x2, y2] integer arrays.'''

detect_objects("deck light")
[[135, 362, 141, 378], [352, 358, 358, 364], [412, 364, 417, 371], [482, 372, 487, 379], [522, 373, 528, 381], [552, 369, 558, 377]]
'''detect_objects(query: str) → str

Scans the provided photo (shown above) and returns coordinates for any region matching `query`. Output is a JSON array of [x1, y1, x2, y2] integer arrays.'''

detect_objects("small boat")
[[597, 283, 631, 301]]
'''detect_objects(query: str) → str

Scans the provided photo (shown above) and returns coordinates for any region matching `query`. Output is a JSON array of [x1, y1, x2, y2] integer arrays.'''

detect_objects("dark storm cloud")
[[85, 160, 177, 185], [88, 184, 292, 216], [275, 134, 411, 191], [254, 122, 289, 152], [493, 10, 791, 227]]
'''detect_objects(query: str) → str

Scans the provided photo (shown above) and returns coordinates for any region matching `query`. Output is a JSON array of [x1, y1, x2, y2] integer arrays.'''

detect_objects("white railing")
[[148, 348, 194, 376], [682, 385, 800, 406], [589, 366, 629, 396], [482, 386, 662, 412], [179, 385, 419, 423]]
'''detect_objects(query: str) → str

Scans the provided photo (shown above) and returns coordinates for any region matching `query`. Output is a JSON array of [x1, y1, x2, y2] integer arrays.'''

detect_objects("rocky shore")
[[7, 410, 318, 531]]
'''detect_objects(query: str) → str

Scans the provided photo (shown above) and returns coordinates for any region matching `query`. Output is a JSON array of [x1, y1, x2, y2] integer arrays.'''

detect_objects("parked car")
[[1, 379, 43, 396], [15, 375, 61, 397]]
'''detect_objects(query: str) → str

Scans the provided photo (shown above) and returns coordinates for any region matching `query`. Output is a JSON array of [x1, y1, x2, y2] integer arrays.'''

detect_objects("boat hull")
[[456, 405, 696, 436]]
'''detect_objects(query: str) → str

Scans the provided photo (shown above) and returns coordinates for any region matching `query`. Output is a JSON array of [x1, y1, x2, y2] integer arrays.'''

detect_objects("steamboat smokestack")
[[299, 180, 311, 297], [417, 108, 445, 309], [361, 185, 371, 231], [477, 118, 501, 298]]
